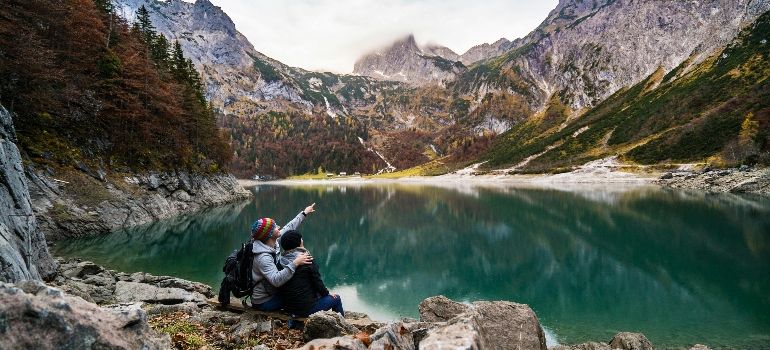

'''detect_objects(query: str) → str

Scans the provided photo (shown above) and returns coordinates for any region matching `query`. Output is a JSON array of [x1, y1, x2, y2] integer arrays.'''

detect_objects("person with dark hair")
[[250, 204, 316, 312], [278, 229, 344, 319]]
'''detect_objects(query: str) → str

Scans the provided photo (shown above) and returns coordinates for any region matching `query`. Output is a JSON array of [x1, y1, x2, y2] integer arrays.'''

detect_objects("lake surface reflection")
[[52, 183, 770, 349]]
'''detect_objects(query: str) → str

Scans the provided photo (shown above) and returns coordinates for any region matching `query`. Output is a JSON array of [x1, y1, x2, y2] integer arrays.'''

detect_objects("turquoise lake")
[[52, 183, 770, 349]]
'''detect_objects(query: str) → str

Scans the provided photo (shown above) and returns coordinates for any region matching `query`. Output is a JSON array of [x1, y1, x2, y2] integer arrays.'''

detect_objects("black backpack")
[[217, 240, 255, 306]]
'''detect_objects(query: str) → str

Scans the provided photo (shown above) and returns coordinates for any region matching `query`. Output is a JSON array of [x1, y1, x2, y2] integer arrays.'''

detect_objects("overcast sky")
[[201, 0, 559, 74]]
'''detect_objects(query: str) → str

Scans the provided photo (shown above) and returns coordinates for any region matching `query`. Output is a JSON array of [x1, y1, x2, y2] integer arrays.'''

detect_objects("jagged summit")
[[352, 34, 466, 86]]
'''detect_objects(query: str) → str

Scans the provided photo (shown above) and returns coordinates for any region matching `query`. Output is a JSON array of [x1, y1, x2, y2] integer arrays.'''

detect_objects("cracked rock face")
[[418, 297, 548, 350], [418, 295, 471, 322], [505, 0, 770, 112], [27, 166, 251, 241], [0, 104, 57, 283], [0, 280, 172, 350]]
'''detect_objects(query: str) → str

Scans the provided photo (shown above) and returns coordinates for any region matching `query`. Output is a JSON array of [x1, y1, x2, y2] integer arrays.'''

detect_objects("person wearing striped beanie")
[[251, 217, 278, 242], [250, 203, 316, 312]]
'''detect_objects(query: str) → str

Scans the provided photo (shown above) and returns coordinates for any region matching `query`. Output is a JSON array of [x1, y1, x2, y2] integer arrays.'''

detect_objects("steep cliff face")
[[485, 0, 770, 112], [117, 0, 251, 68], [26, 168, 252, 241], [0, 105, 56, 283], [353, 35, 466, 86], [115, 0, 317, 114]]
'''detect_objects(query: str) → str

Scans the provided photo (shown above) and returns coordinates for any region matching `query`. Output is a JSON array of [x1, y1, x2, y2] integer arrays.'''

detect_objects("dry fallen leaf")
[[356, 329, 372, 347]]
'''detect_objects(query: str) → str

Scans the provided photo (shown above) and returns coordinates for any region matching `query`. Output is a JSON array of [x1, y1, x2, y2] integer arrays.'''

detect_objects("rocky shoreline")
[[251, 165, 770, 196], [27, 168, 253, 242], [0, 258, 717, 350], [654, 166, 770, 195]]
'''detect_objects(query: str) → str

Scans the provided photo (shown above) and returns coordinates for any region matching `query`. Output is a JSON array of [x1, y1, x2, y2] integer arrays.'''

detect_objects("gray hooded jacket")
[[250, 211, 306, 304]]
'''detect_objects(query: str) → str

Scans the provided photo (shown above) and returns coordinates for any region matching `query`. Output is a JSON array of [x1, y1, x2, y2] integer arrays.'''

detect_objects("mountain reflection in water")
[[53, 183, 770, 349]]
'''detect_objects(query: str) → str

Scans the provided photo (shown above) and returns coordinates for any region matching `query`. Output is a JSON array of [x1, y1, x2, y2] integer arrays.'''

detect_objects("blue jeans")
[[301, 295, 344, 318], [252, 293, 283, 312]]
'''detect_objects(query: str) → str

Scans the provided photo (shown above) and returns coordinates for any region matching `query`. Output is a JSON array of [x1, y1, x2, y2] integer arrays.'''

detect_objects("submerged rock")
[[690, 345, 712, 350]]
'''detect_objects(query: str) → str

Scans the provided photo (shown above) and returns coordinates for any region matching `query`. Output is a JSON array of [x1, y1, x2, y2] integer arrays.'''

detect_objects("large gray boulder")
[[473, 301, 547, 350], [419, 295, 471, 322], [303, 310, 360, 342], [420, 298, 547, 350], [0, 103, 57, 283], [0, 280, 171, 349]]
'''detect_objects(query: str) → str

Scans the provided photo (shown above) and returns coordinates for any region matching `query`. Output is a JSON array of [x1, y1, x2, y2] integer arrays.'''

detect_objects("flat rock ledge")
[[4, 259, 716, 350]]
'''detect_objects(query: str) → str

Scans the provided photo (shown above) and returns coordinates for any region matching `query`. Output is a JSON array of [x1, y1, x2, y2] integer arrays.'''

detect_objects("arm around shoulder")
[[255, 253, 296, 288]]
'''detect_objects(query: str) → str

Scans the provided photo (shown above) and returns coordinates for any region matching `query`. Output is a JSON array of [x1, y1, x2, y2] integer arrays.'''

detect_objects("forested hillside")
[[221, 111, 385, 178], [0, 0, 230, 173]]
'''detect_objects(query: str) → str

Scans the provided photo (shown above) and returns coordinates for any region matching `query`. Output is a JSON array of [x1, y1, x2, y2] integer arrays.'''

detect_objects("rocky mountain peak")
[[191, 0, 237, 37], [353, 34, 465, 86], [115, 0, 253, 68]]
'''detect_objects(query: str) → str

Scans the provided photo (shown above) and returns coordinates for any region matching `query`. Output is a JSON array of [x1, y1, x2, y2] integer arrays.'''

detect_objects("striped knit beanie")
[[251, 218, 277, 242]]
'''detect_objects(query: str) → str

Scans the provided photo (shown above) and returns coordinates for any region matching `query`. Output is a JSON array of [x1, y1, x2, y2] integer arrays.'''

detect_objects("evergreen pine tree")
[[151, 33, 170, 71], [171, 40, 188, 82], [94, 0, 113, 15], [136, 5, 154, 43]]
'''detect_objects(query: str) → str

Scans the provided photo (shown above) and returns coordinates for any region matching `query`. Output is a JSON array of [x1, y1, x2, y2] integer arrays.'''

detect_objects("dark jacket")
[[278, 247, 329, 316]]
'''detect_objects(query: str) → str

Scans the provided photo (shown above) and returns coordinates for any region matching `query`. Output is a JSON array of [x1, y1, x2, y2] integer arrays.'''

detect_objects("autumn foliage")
[[0, 0, 231, 172], [222, 111, 386, 178]]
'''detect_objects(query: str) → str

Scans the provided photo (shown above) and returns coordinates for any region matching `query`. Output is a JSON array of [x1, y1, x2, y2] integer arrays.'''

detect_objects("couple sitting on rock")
[[248, 203, 344, 320]]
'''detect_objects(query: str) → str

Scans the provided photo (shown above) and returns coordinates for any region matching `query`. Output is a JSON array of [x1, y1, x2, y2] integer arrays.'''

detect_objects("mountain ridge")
[[109, 0, 770, 177]]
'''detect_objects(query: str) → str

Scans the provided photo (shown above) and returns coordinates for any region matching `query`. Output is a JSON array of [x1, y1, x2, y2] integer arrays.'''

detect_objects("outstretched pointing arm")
[[280, 203, 316, 234]]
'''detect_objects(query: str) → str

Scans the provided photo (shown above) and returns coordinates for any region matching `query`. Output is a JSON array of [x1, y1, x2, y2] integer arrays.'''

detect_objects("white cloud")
[[205, 0, 558, 74]]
